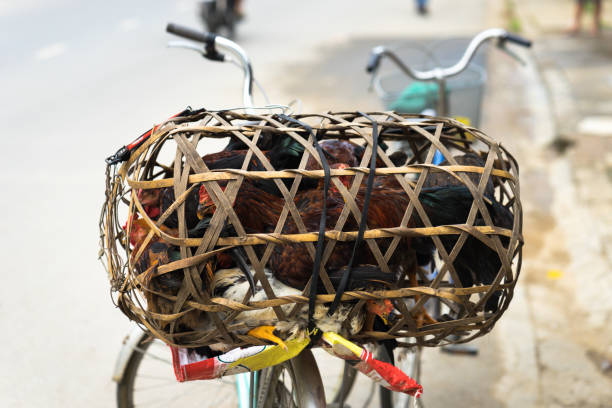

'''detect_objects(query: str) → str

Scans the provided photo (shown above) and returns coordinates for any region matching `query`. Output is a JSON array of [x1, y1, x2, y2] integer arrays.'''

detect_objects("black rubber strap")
[[230, 247, 257, 294], [276, 114, 331, 333], [328, 112, 379, 315]]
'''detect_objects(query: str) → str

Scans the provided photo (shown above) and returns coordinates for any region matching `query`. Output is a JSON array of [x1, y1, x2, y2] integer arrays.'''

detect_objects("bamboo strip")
[[127, 165, 515, 189], [145, 225, 512, 248]]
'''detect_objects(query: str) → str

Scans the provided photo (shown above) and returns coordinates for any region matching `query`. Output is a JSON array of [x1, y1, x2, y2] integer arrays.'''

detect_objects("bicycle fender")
[[112, 325, 148, 383]]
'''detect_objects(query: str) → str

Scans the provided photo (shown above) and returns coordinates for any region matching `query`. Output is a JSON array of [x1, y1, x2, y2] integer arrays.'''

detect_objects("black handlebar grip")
[[366, 53, 382, 73], [166, 23, 215, 44], [503, 32, 532, 47]]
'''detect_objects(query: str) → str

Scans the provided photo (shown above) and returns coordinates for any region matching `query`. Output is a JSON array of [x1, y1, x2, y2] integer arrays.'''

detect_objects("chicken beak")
[[197, 202, 215, 220]]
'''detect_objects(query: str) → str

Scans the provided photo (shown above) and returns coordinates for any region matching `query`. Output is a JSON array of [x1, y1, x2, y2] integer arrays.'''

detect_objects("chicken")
[[125, 217, 178, 262], [305, 140, 365, 169], [132, 132, 306, 232], [423, 153, 495, 197], [267, 185, 409, 289], [159, 187, 201, 230], [305, 140, 407, 170], [411, 186, 513, 312], [124, 217, 208, 329], [133, 185, 201, 233], [417, 153, 510, 312], [137, 188, 161, 219], [203, 132, 306, 196], [305, 140, 406, 189], [140, 139, 403, 231], [222, 129, 305, 152]]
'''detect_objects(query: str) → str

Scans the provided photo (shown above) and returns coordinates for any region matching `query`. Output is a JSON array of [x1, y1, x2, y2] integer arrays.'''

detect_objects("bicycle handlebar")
[[166, 22, 255, 109], [166, 23, 216, 44], [503, 32, 532, 48], [366, 28, 532, 81]]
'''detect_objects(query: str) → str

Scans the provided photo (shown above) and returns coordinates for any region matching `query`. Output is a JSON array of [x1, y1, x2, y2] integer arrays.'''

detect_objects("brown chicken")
[[267, 187, 412, 289], [304, 140, 408, 192], [305, 140, 365, 169], [305, 140, 407, 170], [197, 177, 461, 290]]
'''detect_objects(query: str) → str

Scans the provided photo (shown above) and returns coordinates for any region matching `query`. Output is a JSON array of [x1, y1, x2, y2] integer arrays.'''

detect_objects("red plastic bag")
[[321, 332, 423, 397]]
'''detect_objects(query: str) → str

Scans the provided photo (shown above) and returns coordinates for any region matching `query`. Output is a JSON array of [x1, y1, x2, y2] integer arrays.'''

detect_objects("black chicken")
[[415, 153, 514, 312]]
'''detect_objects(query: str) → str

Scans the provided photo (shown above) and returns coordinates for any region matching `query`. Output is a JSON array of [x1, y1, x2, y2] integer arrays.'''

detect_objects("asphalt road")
[[0, 1, 499, 406]]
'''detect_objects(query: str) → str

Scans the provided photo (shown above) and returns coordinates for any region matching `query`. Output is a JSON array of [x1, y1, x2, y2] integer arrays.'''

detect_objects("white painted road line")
[[34, 42, 67, 60]]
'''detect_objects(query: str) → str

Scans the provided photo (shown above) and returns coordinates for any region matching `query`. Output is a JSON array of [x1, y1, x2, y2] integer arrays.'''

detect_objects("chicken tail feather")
[[231, 247, 257, 294]]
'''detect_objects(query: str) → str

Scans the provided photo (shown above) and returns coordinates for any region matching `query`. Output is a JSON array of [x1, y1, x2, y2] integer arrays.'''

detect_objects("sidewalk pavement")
[[514, 0, 612, 335], [487, 0, 612, 406], [512, 0, 612, 36]]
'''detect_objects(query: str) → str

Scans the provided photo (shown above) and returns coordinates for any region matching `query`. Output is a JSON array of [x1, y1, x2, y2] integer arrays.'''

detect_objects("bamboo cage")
[[100, 110, 523, 349]]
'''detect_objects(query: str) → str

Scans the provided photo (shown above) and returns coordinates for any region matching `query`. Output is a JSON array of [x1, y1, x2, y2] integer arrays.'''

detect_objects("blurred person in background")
[[570, 0, 603, 35], [416, 0, 428, 15]]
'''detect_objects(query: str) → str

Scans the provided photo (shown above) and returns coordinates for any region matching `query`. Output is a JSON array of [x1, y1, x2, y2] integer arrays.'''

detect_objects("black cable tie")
[[328, 112, 379, 315], [276, 114, 331, 333], [306, 327, 323, 347]]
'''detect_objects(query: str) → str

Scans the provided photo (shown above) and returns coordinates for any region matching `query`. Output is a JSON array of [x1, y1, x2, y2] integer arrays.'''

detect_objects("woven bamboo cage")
[[100, 110, 523, 349]]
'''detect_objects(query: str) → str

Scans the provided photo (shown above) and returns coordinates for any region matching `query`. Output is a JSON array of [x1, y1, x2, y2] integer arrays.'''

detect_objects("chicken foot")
[[247, 325, 288, 350], [408, 268, 437, 328]]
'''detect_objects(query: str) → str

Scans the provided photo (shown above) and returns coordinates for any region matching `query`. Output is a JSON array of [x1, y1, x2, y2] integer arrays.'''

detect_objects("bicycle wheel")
[[256, 348, 327, 408], [309, 348, 357, 408], [256, 362, 298, 408], [327, 362, 358, 407], [116, 335, 238, 408]]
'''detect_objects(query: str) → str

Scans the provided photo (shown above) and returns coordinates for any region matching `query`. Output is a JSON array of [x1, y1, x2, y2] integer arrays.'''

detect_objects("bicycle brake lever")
[[497, 41, 527, 66], [167, 40, 226, 62], [367, 67, 378, 92]]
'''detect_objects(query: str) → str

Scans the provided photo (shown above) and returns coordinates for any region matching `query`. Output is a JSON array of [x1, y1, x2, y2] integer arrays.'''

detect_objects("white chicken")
[[208, 267, 366, 351]]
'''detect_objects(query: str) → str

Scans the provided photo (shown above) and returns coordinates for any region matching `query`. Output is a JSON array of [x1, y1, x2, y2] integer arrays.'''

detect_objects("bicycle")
[[365, 27, 532, 408], [108, 24, 527, 408]]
